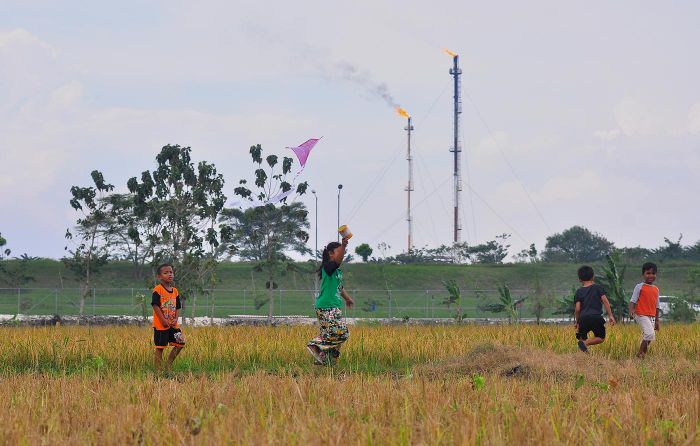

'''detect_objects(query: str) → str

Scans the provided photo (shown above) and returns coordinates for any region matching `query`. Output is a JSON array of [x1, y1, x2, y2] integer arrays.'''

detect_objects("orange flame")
[[443, 48, 458, 58], [395, 107, 410, 119]]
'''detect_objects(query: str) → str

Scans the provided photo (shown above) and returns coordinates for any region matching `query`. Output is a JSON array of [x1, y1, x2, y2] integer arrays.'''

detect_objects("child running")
[[629, 262, 660, 358], [307, 238, 354, 365], [574, 265, 616, 353], [151, 263, 185, 371]]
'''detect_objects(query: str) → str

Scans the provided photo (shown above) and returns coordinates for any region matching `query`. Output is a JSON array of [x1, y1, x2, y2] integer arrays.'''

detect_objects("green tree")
[[529, 275, 551, 324], [0, 233, 7, 259], [595, 251, 628, 321], [220, 144, 310, 322], [543, 226, 614, 263], [553, 285, 577, 319], [687, 265, 700, 300], [0, 234, 35, 289], [481, 284, 527, 323], [654, 234, 686, 260], [467, 234, 511, 264], [63, 170, 114, 319], [514, 243, 538, 263], [667, 298, 698, 322], [126, 145, 228, 320], [442, 279, 465, 320], [354, 243, 373, 262]]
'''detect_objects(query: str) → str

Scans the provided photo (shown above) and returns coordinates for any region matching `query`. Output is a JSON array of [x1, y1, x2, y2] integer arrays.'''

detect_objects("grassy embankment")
[[1, 259, 698, 318]]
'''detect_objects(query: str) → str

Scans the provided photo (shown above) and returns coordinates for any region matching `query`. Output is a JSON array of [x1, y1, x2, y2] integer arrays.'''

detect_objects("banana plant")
[[481, 284, 527, 323], [595, 251, 628, 321]]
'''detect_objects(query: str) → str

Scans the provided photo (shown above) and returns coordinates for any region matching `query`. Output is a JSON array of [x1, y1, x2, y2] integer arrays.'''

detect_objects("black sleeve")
[[176, 296, 182, 310], [323, 261, 340, 276], [151, 291, 160, 307], [573, 289, 583, 304], [597, 284, 607, 298]]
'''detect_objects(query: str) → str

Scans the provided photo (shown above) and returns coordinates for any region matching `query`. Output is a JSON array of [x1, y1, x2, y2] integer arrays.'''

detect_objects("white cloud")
[[48, 81, 84, 110], [688, 103, 700, 134], [595, 97, 699, 140], [0, 28, 57, 56]]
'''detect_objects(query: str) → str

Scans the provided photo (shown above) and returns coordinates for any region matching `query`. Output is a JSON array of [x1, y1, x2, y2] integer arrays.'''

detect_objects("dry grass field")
[[0, 324, 698, 445]]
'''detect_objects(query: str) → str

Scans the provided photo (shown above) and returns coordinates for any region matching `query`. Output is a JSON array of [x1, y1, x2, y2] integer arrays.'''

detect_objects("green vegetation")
[[1, 259, 698, 319]]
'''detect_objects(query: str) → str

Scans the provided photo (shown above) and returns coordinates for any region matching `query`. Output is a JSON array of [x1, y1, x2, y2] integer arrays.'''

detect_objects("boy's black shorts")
[[576, 315, 606, 340], [154, 327, 185, 349]]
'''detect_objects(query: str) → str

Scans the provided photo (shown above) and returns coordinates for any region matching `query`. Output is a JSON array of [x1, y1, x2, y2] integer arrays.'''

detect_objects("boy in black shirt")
[[574, 265, 616, 353]]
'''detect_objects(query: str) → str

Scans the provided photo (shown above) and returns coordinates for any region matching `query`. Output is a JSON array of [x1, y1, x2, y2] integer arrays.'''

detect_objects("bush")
[[667, 299, 698, 322]]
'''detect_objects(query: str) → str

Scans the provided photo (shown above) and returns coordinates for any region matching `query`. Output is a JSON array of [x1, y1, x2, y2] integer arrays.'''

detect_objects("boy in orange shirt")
[[629, 262, 660, 359], [152, 263, 185, 371]]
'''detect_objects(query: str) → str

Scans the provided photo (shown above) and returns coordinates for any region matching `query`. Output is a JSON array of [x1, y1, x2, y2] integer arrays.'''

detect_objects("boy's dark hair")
[[156, 263, 173, 275], [642, 262, 657, 274], [317, 241, 342, 279], [577, 265, 594, 281]]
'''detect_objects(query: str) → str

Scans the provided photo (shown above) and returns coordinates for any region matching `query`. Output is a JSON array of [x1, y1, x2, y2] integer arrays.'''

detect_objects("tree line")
[[351, 226, 700, 265]]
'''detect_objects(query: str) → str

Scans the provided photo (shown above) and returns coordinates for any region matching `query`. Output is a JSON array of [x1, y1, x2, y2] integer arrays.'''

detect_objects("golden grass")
[[0, 323, 698, 445]]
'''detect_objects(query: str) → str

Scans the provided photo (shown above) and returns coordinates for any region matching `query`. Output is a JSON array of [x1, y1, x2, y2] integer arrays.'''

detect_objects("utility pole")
[[405, 116, 414, 253], [311, 190, 318, 260], [449, 51, 463, 243], [337, 184, 343, 241]]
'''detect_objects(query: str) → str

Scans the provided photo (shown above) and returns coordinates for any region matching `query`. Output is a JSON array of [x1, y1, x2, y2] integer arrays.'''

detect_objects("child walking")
[[151, 263, 185, 371], [307, 238, 354, 365], [630, 262, 660, 358], [574, 266, 616, 353]]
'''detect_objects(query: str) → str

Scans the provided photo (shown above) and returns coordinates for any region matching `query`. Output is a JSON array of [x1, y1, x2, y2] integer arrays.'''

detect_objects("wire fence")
[[0, 287, 574, 320]]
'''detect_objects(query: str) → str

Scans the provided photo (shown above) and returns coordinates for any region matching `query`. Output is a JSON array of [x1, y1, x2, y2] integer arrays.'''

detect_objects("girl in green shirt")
[[306, 238, 355, 365]]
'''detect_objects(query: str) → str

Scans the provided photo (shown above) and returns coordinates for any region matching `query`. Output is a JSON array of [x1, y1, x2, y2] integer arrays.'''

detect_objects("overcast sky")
[[1, 1, 699, 260]]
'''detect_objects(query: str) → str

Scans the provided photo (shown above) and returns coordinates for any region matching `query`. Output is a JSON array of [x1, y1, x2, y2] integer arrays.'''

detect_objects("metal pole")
[[93, 288, 96, 316], [450, 54, 463, 243], [388, 289, 392, 319], [243, 289, 247, 314], [312, 190, 318, 260], [337, 184, 343, 241], [425, 290, 429, 318], [17, 288, 20, 315], [405, 116, 414, 253], [55, 289, 58, 315]]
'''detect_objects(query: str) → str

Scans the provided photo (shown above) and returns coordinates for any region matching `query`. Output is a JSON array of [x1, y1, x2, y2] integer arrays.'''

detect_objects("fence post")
[[388, 289, 392, 319], [425, 290, 429, 318], [243, 289, 247, 315], [55, 289, 58, 315], [279, 289, 282, 317], [17, 288, 21, 316], [210, 290, 214, 325], [93, 288, 96, 316]]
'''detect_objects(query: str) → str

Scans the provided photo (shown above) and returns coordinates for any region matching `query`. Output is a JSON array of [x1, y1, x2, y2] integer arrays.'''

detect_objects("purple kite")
[[287, 138, 321, 172]]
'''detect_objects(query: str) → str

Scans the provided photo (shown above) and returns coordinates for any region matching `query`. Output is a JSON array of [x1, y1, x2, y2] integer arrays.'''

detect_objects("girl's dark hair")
[[317, 242, 342, 278]]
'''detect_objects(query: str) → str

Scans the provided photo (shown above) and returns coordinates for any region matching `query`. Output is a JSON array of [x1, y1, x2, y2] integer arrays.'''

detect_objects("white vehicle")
[[657, 295, 700, 318]]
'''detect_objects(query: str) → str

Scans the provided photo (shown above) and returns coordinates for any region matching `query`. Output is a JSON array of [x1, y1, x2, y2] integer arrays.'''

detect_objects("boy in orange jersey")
[[152, 263, 185, 371], [629, 262, 660, 358]]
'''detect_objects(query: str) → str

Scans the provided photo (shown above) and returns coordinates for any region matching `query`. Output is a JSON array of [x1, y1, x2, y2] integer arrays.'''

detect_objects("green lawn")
[[1, 258, 698, 318]]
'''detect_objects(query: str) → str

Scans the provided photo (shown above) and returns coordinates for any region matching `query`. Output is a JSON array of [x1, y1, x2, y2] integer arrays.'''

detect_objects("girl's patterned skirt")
[[307, 307, 349, 355]]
